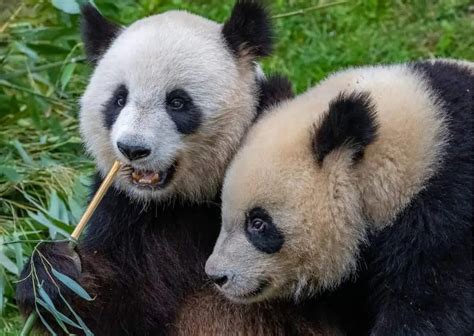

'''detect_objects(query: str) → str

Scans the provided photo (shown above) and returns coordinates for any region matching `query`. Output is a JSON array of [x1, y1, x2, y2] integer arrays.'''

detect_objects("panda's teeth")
[[132, 171, 142, 182], [131, 170, 160, 185]]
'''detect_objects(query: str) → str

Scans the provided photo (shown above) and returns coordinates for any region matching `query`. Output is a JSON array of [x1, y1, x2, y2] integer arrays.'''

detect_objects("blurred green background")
[[0, 0, 472, 334]]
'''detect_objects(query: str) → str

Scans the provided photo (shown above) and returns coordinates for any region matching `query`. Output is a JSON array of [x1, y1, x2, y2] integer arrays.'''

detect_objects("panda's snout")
[[205, 257, 231, 288], [117, 141, 151, 161]]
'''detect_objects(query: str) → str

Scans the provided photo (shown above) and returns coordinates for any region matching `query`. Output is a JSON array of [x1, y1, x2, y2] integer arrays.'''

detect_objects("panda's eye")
[[249, 218, 266, 233], [245, 207, 284, 254], [115, 95, 126, 108], [169, 98, 184, 110]]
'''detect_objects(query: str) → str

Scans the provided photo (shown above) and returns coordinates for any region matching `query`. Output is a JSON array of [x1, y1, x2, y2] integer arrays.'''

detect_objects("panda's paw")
[[15, 241, 82, 316]]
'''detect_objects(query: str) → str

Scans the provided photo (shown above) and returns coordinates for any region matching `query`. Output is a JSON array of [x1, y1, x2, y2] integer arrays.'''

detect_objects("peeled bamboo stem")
[[71, 160, 122, 240]]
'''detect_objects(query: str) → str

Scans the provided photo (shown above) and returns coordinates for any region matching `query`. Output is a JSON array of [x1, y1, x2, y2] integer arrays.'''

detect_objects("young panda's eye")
[[245, 207, 284, 254], [249, 218, 266, 233], [169, 98, 184, 110]]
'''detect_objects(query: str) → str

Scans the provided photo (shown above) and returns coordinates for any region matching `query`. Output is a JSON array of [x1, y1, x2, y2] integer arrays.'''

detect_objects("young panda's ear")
[[255, 74, 294, 120], [222, 0, 273, 61], [313, 91, 378, 165], [80, 4, 121, 64]]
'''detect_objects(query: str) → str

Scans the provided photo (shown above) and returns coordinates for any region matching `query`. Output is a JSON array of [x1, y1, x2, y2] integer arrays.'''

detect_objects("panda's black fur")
[[322, 60, 473, 335], [363, 61, 473, 335], [80, 5, 121, 63]]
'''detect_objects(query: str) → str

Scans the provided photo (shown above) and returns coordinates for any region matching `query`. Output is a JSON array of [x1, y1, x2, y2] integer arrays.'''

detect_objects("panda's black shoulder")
[[410, 60, 473, 118]]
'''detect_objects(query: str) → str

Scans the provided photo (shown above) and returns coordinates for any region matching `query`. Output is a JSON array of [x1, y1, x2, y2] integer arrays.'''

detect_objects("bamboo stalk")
[[71, 161, 122, 241], [272, 1, 348, 19], [20, 161, 122, 336]]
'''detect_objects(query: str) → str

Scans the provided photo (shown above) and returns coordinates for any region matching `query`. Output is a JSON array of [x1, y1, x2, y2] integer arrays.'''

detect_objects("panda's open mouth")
[[123, 162, 177, 189]]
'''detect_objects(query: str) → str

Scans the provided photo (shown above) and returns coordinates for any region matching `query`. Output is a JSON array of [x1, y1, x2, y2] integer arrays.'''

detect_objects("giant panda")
[[15, 2, 342, 335], [206, 60, 473, 335]]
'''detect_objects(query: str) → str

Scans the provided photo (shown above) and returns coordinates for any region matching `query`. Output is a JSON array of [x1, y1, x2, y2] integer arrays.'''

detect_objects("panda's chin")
[[219, 279, 270, 304]]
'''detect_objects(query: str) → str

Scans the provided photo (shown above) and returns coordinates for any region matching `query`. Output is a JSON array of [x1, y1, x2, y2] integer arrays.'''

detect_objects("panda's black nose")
[[209, 275, 228, 287], [117, 142, 151, 161]]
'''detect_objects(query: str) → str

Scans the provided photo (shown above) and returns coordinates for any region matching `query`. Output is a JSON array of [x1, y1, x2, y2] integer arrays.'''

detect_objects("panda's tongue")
[[131, 170, 160, 186]]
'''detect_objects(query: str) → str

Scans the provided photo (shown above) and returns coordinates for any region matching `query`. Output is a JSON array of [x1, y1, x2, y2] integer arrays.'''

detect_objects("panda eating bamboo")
[[16, 1, 342, 334], [207, 59, 473, 335]]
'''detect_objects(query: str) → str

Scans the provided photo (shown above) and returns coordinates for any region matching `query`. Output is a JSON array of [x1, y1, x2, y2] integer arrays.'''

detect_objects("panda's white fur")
[[206, 59, 473, 305], [80, 10, 260, 203]]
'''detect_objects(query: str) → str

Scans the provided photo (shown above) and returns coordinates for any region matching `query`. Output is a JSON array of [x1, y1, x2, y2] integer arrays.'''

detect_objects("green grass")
[[0, 0, 472, 334]]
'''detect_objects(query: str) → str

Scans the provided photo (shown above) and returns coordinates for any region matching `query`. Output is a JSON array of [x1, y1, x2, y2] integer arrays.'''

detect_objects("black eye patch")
[[245, 207, 284, 254], [165, 89, 202, 135], [102, 84, 128, 130]]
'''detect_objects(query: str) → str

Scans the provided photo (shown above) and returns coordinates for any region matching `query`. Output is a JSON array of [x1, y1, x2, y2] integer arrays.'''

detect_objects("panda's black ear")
[[222, 0, 273, 60], [80, 4, 121, 64], [255, 74, 294, 120], [312, 91, 378, 165]]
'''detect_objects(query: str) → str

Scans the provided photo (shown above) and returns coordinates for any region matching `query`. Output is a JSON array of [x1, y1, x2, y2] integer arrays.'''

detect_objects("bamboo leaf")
[[0, 266, 5, 315], [51, 268, 93, 301], [60, 63, 76, 91], [37, 287, 70, 333], [0, 165, 22, 182], [37, 286, 56, 311], [48, 191, 60, 221], [0, 251, 19, 275], [27, 211, 71, 238], [11, 140, 34, 165], [37, 297, 81, 329], [52, 0, 81, 14], [58, 291, 94, 336], [36, 309, 58, 336]]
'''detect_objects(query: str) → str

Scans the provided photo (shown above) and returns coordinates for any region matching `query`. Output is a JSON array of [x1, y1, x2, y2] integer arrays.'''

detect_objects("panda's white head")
[[206, 63, 450, 303], [79, 2, 273, 202]]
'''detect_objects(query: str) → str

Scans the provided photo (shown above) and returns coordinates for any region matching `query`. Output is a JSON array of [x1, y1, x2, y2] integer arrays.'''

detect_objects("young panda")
[[206, 60, 473, 335], [16, 1, 341, 335]]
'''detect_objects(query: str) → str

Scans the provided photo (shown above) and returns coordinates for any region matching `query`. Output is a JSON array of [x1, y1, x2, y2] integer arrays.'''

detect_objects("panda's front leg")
[[15, 241, 118, 334]]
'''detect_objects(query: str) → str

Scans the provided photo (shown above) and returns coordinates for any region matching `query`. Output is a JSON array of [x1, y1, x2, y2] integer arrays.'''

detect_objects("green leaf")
[[52, 0, 81, 14], [60, 63, 76, 91], [13, 41, 39, 60], [12, 232, 24, 273], [48, 190, 61, 220], [38, 286, 56, 311], [47, 191, 70, 224], [36, 297, 69, 333], [56, 289, 94, 335], [38, 285, 70, 333], [27, 211, 71, 238], [51, 268, 93, 301], [11, 140, 34, 165], [0, 267, 4, 315], [68, 197, 83, 223], [36, 298, 81, 329], [37, 309, 59, 336], [0, 165, 22, 182], [0, 251, 19, 275]]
